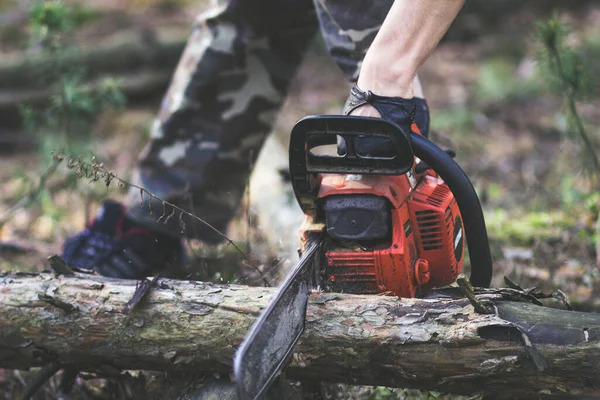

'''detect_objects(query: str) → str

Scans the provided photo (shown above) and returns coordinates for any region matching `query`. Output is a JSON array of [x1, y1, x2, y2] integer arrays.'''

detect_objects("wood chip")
[[123, 275, 160, 314]]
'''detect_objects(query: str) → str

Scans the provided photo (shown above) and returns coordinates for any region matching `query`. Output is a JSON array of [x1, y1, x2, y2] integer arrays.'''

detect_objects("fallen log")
[[1, 271, 599, 399], [0, 29, 187, 126], [0, 29, 186, 91]]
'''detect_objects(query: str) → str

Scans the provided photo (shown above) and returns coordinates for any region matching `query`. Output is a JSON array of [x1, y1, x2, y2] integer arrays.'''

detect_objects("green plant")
[[535, 16, 599, 179], [23, 1, 125, 160], [0, 0, 125, 228], [535, 16, 600, 266]]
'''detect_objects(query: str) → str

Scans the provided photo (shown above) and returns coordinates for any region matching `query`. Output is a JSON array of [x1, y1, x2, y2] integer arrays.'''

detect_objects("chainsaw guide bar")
[[234, 238, 322, 400]]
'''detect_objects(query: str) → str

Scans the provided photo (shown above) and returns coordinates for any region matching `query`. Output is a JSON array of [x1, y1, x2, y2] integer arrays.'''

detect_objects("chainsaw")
[[234, 115, 493, 399]]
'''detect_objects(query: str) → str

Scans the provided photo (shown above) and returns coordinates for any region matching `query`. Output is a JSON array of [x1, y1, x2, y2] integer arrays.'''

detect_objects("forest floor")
[[1, 0, 600, 399]]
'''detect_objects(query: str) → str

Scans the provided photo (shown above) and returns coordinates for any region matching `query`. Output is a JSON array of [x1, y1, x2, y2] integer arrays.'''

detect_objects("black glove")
[[338, 85, 430, 157]]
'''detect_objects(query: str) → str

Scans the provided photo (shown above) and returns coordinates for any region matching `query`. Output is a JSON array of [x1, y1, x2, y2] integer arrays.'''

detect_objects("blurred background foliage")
[[0, 0, 600, 398]]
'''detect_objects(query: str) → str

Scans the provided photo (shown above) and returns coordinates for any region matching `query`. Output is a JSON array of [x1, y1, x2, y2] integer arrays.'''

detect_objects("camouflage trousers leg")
[[126, 0, 411, 243], [312, 0, 394, 81], [126, 0, 320, 242]]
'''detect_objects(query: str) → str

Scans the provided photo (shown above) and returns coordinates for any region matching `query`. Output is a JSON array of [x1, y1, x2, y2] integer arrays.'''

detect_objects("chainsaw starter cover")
[[324, 195, 389, 241]]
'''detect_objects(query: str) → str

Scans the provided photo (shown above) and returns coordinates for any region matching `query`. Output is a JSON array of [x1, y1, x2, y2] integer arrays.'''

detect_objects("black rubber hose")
[[410, 133, 493, 287]]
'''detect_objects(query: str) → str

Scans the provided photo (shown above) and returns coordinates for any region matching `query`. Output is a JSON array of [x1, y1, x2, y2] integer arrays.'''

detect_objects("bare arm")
[[351, 0, 464, 116]]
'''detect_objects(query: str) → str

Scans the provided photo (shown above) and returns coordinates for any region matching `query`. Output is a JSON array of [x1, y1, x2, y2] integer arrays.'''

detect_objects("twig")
[[551, 289, 573, 311], [47, 254, 74, 275], [19, 362, 62, 400], [123, 275, 160, 314], [456, 274, 494, 314], [503, 276, 524, 291], [52, 152, 270, 287], [38, 294, 77, 313]]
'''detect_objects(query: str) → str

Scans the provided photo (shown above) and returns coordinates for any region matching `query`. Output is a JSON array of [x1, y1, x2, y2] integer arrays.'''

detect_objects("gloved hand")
[[337, 85, 430, 157], [343, 85, 430, 137], [62, 200, 183, 279]]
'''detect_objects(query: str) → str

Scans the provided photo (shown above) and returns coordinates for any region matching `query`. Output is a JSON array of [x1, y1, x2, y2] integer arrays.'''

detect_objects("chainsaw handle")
[[290, 115, 414, 176], [410, 133, 493, 288], [290, 115, 414, 215]]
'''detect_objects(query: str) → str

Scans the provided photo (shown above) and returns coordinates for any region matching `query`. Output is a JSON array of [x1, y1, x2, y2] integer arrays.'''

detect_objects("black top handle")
[[289, 115, 414, 214], [289, 115, 493, 288]]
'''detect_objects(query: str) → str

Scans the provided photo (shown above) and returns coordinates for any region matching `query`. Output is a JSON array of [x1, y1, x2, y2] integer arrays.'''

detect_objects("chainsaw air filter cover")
[[324, 195, 389, 241]]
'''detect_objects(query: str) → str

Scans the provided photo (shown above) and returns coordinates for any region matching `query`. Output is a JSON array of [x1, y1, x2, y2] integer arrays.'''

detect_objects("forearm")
[[358, 0, 465, 98]]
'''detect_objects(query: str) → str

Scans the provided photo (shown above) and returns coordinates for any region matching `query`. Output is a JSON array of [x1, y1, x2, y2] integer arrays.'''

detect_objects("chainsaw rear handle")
[[289, 115, 493, 288], [410, 133, 492, 288]]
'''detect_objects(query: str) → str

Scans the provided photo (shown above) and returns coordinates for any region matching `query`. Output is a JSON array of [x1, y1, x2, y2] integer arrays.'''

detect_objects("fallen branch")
[[0, 29, 186, 93], [1, 271, 600, 399], [0, 29, 187, 126]]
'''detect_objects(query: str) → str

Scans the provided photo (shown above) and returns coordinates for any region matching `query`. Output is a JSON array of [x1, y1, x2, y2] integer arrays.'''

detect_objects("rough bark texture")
[[1, 271, 600, 399]]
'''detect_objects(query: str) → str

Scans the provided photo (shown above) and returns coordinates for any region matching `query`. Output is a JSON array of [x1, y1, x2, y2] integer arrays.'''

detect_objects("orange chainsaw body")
[[300, 171, 464, 298], [298, 125, 464, 298]]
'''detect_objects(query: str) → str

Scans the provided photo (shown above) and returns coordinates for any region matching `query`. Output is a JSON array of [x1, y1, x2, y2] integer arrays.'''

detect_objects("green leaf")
[[29, 0, 73, 37]]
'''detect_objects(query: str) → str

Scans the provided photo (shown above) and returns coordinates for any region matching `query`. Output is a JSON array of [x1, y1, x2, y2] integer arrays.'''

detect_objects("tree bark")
[[1, 271, 600, 399]]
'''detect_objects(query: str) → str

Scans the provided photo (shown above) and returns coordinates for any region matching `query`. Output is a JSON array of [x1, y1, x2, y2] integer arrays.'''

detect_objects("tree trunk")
[[1, 271, 599, 399]]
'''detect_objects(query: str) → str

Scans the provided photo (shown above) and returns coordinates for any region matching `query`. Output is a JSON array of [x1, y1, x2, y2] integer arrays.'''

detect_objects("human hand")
[[348, 76, 420, 119]]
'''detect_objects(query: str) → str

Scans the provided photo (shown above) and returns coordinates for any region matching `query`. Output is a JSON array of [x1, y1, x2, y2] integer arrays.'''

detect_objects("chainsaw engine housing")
[[323, 194, 390, 241], [313, 171, 464, 298]]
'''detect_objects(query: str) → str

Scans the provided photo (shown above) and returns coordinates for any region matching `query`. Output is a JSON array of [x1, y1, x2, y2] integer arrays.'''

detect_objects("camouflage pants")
[[127, 0, 396, 242]]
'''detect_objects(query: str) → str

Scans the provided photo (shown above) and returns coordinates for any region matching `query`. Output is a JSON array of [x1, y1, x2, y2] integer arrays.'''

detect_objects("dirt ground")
[[1, 0, 600, 398]]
